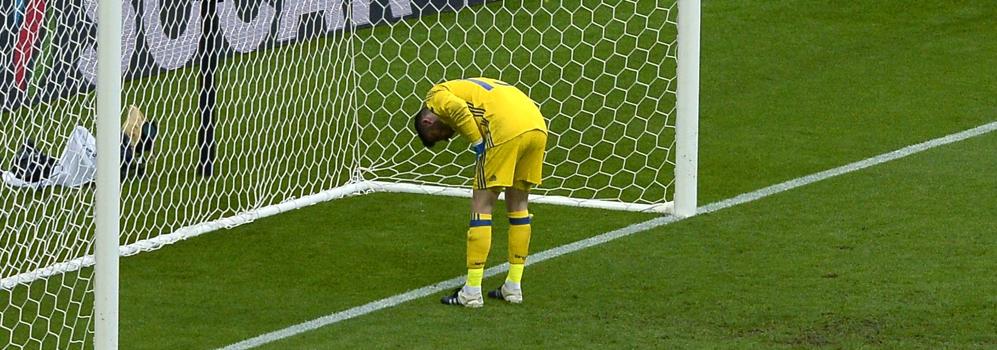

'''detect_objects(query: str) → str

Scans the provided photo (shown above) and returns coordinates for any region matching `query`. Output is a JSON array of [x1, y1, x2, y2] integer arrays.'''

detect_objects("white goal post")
[[94, 0, 122, 348], [1, 0, 697, 348], [674, 0, 700, 218]]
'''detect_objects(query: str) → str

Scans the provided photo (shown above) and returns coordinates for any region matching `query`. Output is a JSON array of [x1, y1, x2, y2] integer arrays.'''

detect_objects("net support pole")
[[674, 0, 700, 218], [95, 0, 121, 347], [198, 0, 219, 177]]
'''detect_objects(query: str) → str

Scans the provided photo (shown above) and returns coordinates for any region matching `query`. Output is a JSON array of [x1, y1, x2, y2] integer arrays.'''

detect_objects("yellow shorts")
[[474, 130, 547, 191]]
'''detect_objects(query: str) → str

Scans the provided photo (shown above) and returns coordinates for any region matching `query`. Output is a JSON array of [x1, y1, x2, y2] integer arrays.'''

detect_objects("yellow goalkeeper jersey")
[[425, 78, 548, 147]]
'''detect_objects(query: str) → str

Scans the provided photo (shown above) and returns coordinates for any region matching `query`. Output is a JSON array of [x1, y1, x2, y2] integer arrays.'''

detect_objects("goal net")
[[1, 0, 692, 347], [356, 0, 680, 213]]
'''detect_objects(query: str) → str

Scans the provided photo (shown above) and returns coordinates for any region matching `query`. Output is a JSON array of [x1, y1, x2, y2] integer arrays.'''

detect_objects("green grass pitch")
[[3, 0, 996, 348]]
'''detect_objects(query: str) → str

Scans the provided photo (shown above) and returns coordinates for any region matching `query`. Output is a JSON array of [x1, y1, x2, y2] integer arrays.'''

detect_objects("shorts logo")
[[489, 175, 497, 182]]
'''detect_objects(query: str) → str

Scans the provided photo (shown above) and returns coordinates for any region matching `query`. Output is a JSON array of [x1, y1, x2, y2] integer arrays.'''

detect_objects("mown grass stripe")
[[218, 120, 997, 350]]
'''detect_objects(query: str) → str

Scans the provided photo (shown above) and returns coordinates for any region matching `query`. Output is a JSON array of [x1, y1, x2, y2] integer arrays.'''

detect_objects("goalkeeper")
[[413, 78, 548, 308]]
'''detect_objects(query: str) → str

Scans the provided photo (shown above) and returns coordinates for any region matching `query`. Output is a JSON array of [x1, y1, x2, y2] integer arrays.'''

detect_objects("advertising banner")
[[1, 0, 488, 110]]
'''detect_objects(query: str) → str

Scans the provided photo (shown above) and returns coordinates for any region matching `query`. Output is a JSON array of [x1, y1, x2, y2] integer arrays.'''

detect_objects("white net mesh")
[[360, 0, 678, 207], [2, 0, 679, 347], [2, 0, 97, 347]]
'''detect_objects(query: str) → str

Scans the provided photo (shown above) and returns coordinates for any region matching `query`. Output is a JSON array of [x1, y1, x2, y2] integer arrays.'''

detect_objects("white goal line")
[[218, 120, 997, 350], [366, 181, 673, 213], [2, 180, 668, 290]]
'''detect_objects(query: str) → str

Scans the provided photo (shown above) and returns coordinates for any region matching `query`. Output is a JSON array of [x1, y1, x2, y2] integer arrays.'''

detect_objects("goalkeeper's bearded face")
[[415, 111, 455, 148]]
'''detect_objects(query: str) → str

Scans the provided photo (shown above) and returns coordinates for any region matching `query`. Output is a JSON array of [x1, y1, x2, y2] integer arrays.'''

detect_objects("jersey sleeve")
[[425, 88, 482, 144]]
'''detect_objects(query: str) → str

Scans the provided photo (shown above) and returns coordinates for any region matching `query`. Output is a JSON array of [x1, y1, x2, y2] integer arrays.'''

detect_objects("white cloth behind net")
[[3, 126, 97, 190]]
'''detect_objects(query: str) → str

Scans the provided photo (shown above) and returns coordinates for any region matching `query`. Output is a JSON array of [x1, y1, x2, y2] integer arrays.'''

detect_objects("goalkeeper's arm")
[[426, 90, 483, 145]]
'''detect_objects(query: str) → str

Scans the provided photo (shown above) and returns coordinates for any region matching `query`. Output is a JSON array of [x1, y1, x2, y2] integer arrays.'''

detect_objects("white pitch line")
[[220, 121, 997, 350]]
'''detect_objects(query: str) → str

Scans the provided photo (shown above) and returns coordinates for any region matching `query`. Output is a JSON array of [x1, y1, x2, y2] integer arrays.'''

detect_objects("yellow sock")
[[466, 213, 492, 271], [507, 210, 531, 265], [467, 268, 484, 288], [506, 210, 531, 285], [507, 263, 524, 284]]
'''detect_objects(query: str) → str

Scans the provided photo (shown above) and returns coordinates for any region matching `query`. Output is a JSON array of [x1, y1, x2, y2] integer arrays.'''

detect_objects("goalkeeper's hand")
[[470, 140, 485, 159]]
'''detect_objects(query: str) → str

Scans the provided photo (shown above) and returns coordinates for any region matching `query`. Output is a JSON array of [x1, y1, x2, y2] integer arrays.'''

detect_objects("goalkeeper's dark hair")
[[413, 108, 436, 148]]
